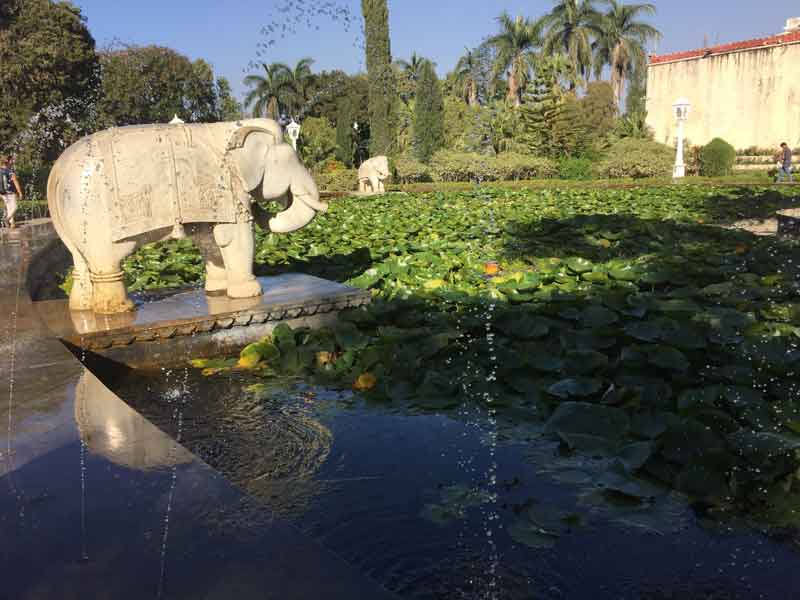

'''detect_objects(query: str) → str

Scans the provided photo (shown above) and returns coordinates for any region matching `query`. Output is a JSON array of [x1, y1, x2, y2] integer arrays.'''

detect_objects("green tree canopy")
[[0, 0, 99, 154], [412, 61, 444, 163], [304, 70, 369, 124], [98, 45, 233, 126]]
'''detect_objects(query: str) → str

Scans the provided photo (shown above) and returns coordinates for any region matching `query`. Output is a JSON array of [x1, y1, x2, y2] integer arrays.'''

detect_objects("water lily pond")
[[110, 185, 800, 597]]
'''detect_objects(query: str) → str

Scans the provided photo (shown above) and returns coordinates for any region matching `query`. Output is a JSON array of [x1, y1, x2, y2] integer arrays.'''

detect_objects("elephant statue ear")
[[227, 126, 278, 192]]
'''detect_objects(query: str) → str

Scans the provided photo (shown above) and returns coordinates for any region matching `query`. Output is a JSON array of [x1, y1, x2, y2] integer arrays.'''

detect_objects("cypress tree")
[[361, 0, 397, 155], [412, 61, 444, 163]]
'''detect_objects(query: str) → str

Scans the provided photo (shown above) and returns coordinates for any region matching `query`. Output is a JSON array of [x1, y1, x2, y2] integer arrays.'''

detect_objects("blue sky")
[[74, 0, 799, 101]]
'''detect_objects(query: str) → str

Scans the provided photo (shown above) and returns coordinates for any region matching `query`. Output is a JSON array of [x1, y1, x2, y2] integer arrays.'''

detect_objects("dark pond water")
[[105, 367, 800, 600]]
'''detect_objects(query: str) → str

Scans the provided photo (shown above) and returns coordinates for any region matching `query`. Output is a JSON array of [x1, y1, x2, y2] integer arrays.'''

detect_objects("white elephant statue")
[[47, 118, 328, 314], [357, 155, 390, 194]]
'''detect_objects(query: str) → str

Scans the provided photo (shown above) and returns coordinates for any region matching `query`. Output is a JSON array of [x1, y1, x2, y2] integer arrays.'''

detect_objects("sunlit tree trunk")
[[611, 42, 625, 111], [468, 79, 478, 107], [267, 97, 279, 119]]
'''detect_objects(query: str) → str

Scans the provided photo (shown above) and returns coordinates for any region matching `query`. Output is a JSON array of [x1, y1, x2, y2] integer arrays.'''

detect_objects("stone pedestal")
[[38, 273, 371, 369]]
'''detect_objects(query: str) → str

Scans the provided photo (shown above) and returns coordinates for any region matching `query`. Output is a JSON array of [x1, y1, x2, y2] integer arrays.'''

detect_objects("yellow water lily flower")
[[353, 373, 377, 391]]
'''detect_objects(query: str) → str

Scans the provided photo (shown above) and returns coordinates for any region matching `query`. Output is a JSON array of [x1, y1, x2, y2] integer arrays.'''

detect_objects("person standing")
[[775, 142, 794, 184], [0, 156, 23, 228]]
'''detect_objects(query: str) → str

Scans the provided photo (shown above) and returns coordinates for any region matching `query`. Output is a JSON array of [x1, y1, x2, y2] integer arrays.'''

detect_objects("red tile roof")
[[650, 30, 800, 65]]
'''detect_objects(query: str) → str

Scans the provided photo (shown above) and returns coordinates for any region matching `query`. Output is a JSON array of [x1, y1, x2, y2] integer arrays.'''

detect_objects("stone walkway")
[[0, 221, 397, 600]]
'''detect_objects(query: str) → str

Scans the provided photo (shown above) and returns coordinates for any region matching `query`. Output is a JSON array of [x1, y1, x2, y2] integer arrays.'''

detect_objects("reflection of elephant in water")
[[48, 118, 328, 314], [358, 156, 390, 194], [74, 370, 193, 471]]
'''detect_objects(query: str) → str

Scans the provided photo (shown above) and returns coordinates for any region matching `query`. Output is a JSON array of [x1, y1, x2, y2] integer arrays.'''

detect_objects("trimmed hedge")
[[313, 169, 358, 192], [699, 137, 736, 177], [393, 151, 557, 184], [595, 139, 675, 179], [558, 157, 593, 180]]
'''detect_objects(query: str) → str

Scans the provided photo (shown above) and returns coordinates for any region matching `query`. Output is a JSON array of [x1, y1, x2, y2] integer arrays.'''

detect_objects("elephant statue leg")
[[358, 179, 366, 193], [90, 265, 134, 314], [204, 255, 228, 296], [189, 224, 228, 296], [70, 255, 93, 311], [214, 221, 261, 299], [369, 176, 380, 193], [378, 180, 386, 193]]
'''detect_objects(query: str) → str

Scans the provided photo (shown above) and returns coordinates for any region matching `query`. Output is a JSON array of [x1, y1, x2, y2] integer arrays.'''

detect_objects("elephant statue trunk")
[[259, 142, 328, 234], [47, 118, 329, 314]]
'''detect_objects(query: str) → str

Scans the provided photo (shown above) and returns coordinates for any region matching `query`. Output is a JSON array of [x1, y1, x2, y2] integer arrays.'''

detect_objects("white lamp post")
[[286, 118, 301, 151], [672, 97, 691, 179]]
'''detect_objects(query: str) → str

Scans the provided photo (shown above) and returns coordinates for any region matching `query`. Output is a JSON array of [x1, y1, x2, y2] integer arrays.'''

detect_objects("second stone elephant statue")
[[357, 156, 390, 194], [48, 118, 328, 314]]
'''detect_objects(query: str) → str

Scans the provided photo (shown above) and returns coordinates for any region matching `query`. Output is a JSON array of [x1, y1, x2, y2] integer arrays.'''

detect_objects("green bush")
[[429, 151, 497, 182], [558, 157, 593, 180], [699, 137, 736, 177], [494, 153, 558, 180], [393, 151, 557, 184], [313, 169, 358, 192], [297, 117, 337, 168], [596, 139, 674, 179], [393, 155, 433, 183]]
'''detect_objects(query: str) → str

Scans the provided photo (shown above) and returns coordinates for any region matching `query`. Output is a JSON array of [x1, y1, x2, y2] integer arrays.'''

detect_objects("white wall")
[[646, 42, 800, 150]]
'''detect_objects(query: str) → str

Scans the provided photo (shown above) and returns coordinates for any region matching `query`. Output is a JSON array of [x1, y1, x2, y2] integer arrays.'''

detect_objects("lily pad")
[[581, 306, 619, 328], [547, 378, 604, 399], [544, 401, 629, 440], [566, 257, 594, 274]]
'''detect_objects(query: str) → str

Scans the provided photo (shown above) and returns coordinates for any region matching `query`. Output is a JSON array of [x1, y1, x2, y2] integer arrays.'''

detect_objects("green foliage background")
[[412, 62, 445, 163]]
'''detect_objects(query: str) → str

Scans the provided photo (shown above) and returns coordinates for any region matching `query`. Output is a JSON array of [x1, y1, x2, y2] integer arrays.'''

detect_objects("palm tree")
[[454, 47, 480, 106], [487, 12, 543, 106], [395, 52, 431, 83], [541, 0, 601, 89], [592, 0, 660, 110], [243, 62, 292, 119], [394, 53, 436, 104], [284, 57, 315, 116]]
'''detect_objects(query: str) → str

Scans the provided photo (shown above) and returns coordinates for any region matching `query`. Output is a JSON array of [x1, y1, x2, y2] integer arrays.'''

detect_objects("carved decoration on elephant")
[[357, 155, 390, 194], [47, 119, 328, 314]]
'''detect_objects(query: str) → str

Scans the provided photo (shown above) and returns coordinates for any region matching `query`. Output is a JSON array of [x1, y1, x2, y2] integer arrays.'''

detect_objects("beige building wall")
[[646, 41, 800, 150]]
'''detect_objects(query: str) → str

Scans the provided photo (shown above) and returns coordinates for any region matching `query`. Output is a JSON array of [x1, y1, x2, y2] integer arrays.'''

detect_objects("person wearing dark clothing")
[[775, 142, 794, 183], [0, 156, 22, 228]]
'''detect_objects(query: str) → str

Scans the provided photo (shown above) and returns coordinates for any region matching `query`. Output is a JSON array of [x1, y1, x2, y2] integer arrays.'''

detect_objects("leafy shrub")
[[393, 155, 433, 183], [495, 153, 558, 180], [320, 158, 346, 173], [596, 139, 674, 179], [393, 151, 557, 183], [699, 137, 736, 177], [297, 117, 337, 168], [313, 169, 358, 191], [558, 157, 593, 180], [608, 110, 654, 143], [429, 151, 496, 182]]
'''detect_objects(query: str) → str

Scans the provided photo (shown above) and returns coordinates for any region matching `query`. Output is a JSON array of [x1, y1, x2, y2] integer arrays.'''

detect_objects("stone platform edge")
[[66, 289, 371, 352]]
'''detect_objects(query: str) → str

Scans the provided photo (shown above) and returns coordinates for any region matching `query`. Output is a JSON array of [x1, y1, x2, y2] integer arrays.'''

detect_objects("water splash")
[[4, 234, 24, 518], [156, 367, 190, 600]]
